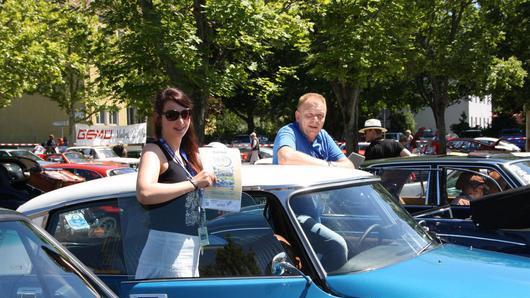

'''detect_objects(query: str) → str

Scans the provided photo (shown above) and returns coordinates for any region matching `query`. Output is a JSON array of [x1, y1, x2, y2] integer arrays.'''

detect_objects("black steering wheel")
[[356, 223, 383, 251]]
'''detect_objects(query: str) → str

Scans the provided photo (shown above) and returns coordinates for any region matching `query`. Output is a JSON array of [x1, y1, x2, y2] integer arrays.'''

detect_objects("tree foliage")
[[406, 0, 526, 153], [92, 0, 310, 141], [301, 0, 414, 153], [0, 1, 63, 107]]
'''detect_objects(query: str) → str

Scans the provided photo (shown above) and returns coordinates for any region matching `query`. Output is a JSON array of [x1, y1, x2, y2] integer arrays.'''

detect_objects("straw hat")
[[359, 119, 388, 133]]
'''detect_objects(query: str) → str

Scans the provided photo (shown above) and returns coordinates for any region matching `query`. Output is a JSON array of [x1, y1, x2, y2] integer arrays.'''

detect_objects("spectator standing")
[[273, 93, 354, 169], [360, 119, 412, 161], [135, 87, 216, 279], [45, 134, 57, 153], [404, 129, 413, 149], [248, 132, 260, 164]]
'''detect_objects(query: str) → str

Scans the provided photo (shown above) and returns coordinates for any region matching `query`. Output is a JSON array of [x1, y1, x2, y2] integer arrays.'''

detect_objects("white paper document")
[[199, 147, 242, 212]]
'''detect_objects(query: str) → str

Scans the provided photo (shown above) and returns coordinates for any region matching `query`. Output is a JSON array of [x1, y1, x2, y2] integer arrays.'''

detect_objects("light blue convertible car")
[[17, 165, 530, 297]]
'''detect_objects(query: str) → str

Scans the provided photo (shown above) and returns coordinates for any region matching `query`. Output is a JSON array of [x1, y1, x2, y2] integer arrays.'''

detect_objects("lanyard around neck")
[[159, 138, 194, 179]]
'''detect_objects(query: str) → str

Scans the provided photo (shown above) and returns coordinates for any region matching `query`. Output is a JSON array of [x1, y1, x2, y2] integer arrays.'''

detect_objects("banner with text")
[[75, 123, 147, 146]]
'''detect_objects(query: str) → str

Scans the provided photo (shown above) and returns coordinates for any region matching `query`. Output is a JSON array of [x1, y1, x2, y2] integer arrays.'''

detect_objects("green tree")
[[450, 112, 470, 135], [0, 1, 117, 140], [487, 1, 530, 112], [301, 0, 414, 153], [0, 0, 63, 107], [406, 0, 526, 154], [92, 0, 310, 141]]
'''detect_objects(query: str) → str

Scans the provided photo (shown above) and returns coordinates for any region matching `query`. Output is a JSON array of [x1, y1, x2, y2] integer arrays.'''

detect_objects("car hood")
[[326, 244, 530, 298]]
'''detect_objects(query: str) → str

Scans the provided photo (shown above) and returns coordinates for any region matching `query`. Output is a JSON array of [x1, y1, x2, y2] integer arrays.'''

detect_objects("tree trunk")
[[331, 81, 361, 155], [192, 0, 211, 143], [430, 76, 449, 154]]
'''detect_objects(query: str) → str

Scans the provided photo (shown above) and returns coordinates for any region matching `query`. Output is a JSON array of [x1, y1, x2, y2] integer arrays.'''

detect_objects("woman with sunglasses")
[[135, 87, 216, 279]]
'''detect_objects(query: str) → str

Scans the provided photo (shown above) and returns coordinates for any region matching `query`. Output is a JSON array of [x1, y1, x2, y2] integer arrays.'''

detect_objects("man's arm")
[[400, 148, 412, 157], [333, 157, 355, 169], [277, 146, 354, 168], [277, 146, 329, 166]]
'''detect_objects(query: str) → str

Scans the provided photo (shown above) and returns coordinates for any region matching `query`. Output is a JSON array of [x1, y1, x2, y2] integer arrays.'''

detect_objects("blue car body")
[[500, 128, 526, 150], [17, 166, 530, 297]]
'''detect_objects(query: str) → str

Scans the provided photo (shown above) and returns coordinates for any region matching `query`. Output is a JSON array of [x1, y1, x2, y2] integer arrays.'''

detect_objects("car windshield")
[[10, 150, 43, 162], [289, 182, 436, 275], [96, 148, 119, 158], [64, 152, 89, 163], [507, 161, 530, 185], [0, 220, 103, 297]]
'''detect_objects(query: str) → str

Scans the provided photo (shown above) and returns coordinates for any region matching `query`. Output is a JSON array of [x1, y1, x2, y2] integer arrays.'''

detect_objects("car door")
[[118, 193, 331, 298], [46, 198, 129, 293]]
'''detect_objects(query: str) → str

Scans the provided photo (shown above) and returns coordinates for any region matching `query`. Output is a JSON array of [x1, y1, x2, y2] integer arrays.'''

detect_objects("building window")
[[95, 111, 105, 124], [127, 108, 139, 125], [109, 111, 119, 125]]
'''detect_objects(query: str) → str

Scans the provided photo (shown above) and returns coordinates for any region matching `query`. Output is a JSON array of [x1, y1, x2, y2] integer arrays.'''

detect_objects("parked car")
[[363, 153, 530, 208], [363, 153, 530, 256], [43, 162, 137, 181], [0, 157, 41, 209], [446, 138, 518, 153], [0, 156, 85, 209], [66, 146, 139, 169], [500, 128, 526, 150], [44, 151, 93, 163], [0, 149, 51, 165], [18, 165, 530, 297], [0, 208, 117, 297], [474, 137, 521, 152]]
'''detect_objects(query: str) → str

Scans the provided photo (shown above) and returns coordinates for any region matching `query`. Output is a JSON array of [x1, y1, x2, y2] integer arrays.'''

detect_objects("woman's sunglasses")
[[162, 109, 191, 121]]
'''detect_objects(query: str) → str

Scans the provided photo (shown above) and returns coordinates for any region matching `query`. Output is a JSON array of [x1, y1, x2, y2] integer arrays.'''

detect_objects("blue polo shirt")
[[272, 122, 345, 164]]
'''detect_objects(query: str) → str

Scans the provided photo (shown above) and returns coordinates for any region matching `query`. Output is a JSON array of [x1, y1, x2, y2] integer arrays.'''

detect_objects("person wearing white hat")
[[273, 93, 354, 168], [360, 119, 412, 160]]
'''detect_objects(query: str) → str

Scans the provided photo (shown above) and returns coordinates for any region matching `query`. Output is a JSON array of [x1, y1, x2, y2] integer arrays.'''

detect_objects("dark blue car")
[[500, 128, 526, 150]]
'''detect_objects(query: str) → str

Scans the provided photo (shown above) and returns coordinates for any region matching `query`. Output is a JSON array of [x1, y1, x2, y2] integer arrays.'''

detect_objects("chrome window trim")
[[437, 233, 526, 246]]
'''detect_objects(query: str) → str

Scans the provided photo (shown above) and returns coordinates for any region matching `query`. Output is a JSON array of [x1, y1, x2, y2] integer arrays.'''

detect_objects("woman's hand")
[[191, 170, 217, 189]]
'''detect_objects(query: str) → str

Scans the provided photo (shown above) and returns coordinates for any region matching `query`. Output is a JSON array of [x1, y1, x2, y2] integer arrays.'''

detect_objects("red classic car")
[[43, 162, 136, 181]]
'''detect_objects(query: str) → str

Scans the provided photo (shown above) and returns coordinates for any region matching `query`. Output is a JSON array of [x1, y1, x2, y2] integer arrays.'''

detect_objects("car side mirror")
[[271, 252, 312, 285]]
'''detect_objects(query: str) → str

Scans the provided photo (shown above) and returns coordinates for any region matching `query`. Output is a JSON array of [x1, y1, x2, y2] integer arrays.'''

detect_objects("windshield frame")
[[286, 179, 438, 279]]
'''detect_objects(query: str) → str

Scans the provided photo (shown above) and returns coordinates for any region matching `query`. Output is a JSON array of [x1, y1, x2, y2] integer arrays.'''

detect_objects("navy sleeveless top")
[[145, 141, 200, 235]]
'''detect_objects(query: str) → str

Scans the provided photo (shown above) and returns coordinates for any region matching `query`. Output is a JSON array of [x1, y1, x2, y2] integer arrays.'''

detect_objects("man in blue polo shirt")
[[272, 93, 351, 271], [273, 93, 354, 169]]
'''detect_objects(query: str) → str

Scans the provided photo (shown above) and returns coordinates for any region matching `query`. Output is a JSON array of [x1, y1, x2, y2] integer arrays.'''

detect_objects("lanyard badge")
[[159, 138, 209, 250]]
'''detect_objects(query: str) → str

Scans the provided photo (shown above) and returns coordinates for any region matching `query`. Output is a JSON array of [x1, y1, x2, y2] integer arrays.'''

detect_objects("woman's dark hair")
[[153, 87, 202, 173]]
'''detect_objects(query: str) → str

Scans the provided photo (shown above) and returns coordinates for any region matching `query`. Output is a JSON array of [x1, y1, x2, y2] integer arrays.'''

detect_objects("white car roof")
[[18, 165, 373, 215]]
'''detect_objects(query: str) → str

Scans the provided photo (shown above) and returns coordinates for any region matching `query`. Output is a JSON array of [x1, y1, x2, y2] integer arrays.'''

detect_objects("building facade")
[[414, 95, 492, 133], [0, 94, 141, 145]]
